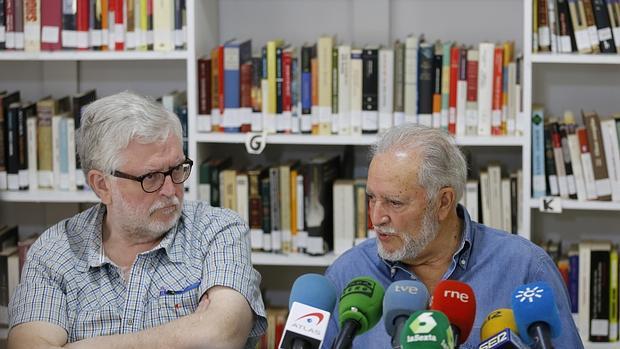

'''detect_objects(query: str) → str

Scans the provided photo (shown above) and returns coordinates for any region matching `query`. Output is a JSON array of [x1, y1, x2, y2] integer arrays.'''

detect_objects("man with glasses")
[[8, 91, 266, 349]]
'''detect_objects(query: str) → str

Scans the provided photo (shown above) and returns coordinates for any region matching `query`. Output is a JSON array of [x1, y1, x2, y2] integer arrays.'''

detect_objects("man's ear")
[[436, 186, 457, 221], [88, 170, 112, 205]]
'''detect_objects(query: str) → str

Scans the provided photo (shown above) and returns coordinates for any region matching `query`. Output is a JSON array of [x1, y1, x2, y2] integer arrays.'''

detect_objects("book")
[[531, 104, 547, 198], [583, 111, 612, 200]]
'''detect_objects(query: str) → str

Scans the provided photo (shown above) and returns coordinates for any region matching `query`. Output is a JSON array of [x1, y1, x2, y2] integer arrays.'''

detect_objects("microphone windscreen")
[[289, 273, 337, 312], [430, 280, 476, 344], [338, 276, 385, 334], [383, 280, 429, 336], [480, 308, 519, 341], [511, 281, 561, 344], [400, 310, 455, 349]]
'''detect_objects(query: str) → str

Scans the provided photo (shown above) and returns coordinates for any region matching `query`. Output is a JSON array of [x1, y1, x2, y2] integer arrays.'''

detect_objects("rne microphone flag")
[[430, 280, 476, 345]]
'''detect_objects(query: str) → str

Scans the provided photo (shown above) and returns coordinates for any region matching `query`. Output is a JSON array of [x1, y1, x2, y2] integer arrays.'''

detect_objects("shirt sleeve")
[[532, 252, 585, 349], [200, 208, 267, 340], [9, 240, 69, 332]]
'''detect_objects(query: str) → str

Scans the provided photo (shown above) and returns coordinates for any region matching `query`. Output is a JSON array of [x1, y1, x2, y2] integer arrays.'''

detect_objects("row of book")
[[531, 106, 620, 202], [196, 36, 526, 137], [0, 0, 187, 52], [544, 240, 619, 342], [533, 0, 620, 54], [0, 89, 188, 192], [198, 155, 523, 256], [0, 225, 37, 326]]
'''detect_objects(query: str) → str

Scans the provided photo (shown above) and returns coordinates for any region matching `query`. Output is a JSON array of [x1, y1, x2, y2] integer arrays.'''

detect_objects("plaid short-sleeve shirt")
[[9, 201, 267, 347]]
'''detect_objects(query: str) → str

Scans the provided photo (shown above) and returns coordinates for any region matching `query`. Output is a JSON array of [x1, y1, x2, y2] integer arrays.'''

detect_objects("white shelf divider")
[[0, 51, 188, 61], [529, 198, 620, 211], [194, 133, 524, 147], [252, 252, 337, 267], [0, 190, 100, 203], [531, 53, 620, 65]]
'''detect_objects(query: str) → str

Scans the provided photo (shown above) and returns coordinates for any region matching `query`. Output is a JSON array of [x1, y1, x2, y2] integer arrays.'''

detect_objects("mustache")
[[374, 226, 397, 234], [149, 196, 180, 214]]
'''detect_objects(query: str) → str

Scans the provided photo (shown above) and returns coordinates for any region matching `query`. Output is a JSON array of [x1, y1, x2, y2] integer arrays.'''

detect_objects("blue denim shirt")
[[323, 205, 583, 349]]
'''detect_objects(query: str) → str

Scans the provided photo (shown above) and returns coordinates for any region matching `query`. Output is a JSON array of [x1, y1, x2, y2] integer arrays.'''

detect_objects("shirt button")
[[460, 259, 466, 266], [128, 319, 134, 326]]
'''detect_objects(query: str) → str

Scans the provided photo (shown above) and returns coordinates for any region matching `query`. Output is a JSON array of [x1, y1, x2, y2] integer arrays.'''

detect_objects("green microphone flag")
[[400, 310, 455, 349]]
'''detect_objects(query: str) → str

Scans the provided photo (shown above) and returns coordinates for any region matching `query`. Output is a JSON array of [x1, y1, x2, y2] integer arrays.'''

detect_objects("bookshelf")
[[1, 0, 616, 346]]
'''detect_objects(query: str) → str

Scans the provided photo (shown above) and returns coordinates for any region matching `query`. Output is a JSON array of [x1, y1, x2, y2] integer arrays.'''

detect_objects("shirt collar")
[[378, 204, 474, 279], [75, 204, 185, 272]]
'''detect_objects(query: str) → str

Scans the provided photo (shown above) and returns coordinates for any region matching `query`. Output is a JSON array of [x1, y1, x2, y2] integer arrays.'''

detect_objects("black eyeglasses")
[[112, 158, 194, 193]]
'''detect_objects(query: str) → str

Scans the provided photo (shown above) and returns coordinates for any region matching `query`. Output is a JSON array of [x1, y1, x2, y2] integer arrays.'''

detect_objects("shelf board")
[[583, 341, 619, 349], [251, 252, 337, 266], [530, 198, 620, 211], [0, 190, 100, 203], [531, 53, 620, 64], [195, 133, 524, 147], [0, 50, 188, 61]]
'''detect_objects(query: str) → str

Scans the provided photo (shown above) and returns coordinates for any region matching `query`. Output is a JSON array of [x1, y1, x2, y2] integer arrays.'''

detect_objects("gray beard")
[[377, 208, 439, 262]]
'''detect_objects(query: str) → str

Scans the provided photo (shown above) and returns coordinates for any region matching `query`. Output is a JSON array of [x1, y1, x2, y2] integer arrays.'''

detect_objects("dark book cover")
[[417, 42, 434, 115], [592, 0, 617, 52], [303, 155, 340, 255], [589, 249, 610, 342], [362, 47, 379, 112]]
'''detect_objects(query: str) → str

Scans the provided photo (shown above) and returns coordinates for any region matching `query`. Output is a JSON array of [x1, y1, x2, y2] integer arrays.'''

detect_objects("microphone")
[[331, 276, 385, 349], [399, 310, 456, 349], [383, 280, 430, 349], [278, 274, 337, 349], [511, 281, 561, 349], [429, 280, 477, 346], [478, 308, 528, 349]]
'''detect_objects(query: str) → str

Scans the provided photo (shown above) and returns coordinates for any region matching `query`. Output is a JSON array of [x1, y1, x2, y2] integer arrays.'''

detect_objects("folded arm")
[[9, 286, 253, 349], [67, 286, 253, 349]]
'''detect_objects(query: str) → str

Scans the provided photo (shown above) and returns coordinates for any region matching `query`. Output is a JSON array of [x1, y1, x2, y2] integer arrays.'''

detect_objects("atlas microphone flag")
[[331, 276, 385, 349], [399, 310, 455, 349], [429, 280, 477, 345], [383, 280, 430, 348], [279, 274, 337, 349], [511, 281, 561, 349], [478, 308, 528, 349]]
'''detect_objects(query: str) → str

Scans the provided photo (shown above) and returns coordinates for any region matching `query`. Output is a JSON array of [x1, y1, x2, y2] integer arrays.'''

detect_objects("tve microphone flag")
[[399, 310, 455, 349], [279, 274, 337, 349], [383, 280, 430, 348], [332, 276, 385, 349], [478, 309, 528, 349], [511, 281, 561, 349], [430, 280, 477, 345]]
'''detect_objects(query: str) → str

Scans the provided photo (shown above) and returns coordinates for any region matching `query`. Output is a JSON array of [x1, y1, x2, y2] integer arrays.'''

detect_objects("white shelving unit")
[[1, 1, 617, 346], [0, 190, 99, 203], [252, 252, 337, 267], [195, 133, 525, 147], [0, 51, 188, 61], [529, 199, 620, 212]]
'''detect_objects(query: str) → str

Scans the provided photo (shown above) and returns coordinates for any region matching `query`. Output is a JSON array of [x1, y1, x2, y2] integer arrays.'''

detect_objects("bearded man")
[[9, 91, 266, 349], [322, 124, 582, 349]]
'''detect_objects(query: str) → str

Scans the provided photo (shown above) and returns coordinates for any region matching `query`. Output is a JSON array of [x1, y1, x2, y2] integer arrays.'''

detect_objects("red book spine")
[[448, 46, 459, 134], [218, 45, 225, 114], [197, 58, 212, 115], [466, 58, 478, 103], [282, 51, 292, 113], [41, 0, 63, 51], [577, 127, 590, 154], [76, 0, 90, 50], [240, 62, 253, 133], [491, 47, 504, 135], [5, 0, 15, 50], [114, 0, 124, 50]]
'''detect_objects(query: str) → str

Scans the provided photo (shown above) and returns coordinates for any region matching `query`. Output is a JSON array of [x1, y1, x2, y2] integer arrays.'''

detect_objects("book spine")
[[378, 48, 394, 132], [417, 43, 434, 128], [532, 105, 547, 198], [361, 48, 378, 133]]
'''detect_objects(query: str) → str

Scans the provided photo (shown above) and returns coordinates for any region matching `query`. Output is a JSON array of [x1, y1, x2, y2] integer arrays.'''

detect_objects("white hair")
[[370, 124, 467, 203], [76, 91, 183, 176]]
